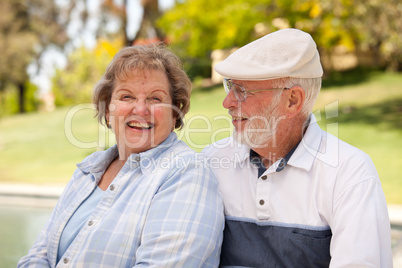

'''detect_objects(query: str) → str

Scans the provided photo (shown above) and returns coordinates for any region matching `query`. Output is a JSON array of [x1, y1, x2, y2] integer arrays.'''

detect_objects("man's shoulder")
[[303, 120, 373, 168], [325, 129, 372, 163], [311, 127, 378, 180], [202, 136, 245, 157], [203, 136, 231, 151]]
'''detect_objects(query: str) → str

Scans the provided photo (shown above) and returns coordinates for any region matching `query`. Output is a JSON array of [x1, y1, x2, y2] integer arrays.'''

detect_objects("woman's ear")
[[286, 86, 305, 119], [105, 112, 111, 128]]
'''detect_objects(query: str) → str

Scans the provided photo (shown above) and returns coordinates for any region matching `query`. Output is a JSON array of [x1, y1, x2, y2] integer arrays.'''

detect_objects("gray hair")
[[270, 77, 321, 120]]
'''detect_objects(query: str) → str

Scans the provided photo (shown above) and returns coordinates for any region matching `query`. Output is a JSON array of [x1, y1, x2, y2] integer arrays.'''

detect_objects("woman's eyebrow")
[[149, 89, 168, 95]]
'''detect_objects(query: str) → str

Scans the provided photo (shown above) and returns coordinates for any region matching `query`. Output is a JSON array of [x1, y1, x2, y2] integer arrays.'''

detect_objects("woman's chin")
[[116, 137, 152, 154]]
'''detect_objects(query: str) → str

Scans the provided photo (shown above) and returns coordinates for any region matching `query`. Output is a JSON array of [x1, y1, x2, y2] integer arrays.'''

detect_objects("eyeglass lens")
[[224, 79, 246, 101]]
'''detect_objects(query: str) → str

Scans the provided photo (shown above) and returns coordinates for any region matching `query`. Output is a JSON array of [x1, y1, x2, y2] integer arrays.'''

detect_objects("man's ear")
[[285, 86, 305, 119]]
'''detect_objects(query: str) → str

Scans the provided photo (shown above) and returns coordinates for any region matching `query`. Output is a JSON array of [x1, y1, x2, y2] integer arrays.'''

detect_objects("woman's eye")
[[150, 97, 162, 102], [121, 95, 133, 100]]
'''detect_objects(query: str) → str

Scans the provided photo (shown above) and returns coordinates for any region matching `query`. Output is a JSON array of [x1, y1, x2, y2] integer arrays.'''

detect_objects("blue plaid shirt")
[[18, 132, 224, 268]]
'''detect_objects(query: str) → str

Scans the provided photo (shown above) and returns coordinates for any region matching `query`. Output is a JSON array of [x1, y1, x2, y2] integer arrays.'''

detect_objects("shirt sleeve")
[[16, 215, 54, 268], [17, 170, 80, 268], [329, 157, 393, 268], [134, 160, 225, 268]]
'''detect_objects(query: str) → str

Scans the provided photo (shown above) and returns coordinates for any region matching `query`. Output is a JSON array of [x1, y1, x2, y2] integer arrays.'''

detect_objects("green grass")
[[0, 106, 114, 184], [0, 71, 401, 203]]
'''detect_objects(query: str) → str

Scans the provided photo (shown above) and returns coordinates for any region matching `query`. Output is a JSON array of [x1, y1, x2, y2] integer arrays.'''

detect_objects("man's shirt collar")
[[248, 114, 323, 174]]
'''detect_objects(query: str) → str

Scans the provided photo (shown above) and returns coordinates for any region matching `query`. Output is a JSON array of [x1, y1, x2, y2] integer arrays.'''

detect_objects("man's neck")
[[252, 117, 308, 168]]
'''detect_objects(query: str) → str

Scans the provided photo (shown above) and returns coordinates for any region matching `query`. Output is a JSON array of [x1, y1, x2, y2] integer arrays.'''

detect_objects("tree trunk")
[[131, 0, 165, 45], [18, 82, 25, 113], [122, 0, 130, 46]]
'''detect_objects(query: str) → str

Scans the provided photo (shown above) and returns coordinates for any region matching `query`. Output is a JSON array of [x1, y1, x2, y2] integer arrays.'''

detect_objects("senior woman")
[[18, 45, 224, 267]]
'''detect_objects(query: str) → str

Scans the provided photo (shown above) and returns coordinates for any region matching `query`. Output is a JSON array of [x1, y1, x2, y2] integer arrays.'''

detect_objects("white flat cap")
[[214, 28, 323, 80]]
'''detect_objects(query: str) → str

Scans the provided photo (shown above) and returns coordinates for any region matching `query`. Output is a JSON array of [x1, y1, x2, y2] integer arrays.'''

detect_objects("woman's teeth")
[[127, 122, 154, 129]]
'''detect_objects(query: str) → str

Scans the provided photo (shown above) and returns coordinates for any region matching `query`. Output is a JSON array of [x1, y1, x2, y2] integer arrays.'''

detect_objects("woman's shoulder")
[[170, 139, 197, 156]]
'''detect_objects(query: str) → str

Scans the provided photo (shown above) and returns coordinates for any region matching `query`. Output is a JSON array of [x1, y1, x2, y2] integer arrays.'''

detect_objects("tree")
[[52, 38, 122, 106], [100, 0, 164, 46], [158, 0, 271, 58], [158, 0, 402, 72], [0, 0, 69, 113], [345, 0, 402, 71], [50, 0, 167, 105], [49, 0, 167, 107]]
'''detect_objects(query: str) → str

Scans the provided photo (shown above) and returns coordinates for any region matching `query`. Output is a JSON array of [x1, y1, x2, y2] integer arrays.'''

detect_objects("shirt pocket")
[[287, 228, 332, 267]]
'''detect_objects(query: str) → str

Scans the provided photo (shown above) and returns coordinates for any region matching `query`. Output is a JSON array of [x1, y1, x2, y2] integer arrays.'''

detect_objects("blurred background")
[[0, 0, 401, 266]]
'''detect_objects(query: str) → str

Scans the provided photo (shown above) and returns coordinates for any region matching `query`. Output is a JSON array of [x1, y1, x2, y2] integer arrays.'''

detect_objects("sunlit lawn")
[[0, 71, 401, 203]]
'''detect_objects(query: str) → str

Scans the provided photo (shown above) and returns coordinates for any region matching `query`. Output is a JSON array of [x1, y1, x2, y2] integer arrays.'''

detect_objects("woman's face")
[[107, 68, 175, 158]]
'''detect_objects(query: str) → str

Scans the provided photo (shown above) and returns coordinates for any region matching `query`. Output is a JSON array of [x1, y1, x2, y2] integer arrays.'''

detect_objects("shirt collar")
[[77, 145, 119, 181], [248, 114, 322, 173], [287, 113, 322, 172], [249, 140, 300, 176], [77, 132, 180, 178]]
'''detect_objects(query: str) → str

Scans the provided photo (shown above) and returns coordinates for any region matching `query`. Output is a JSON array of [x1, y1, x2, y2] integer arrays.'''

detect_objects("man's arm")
[[329, 157, 392, 267]]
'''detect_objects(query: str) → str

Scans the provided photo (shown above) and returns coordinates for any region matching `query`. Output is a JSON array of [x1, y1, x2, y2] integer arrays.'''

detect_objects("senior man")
[[202, 28, 392, 267]]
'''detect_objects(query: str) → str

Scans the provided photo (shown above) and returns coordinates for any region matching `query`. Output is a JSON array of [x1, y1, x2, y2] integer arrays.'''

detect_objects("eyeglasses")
[[223, 78, 289, 102]]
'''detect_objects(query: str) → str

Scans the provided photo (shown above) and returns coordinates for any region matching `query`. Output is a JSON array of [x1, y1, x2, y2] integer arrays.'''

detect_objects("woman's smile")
[[126, 120, 154, 130]]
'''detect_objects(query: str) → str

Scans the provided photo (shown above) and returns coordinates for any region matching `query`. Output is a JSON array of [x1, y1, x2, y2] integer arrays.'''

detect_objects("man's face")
[[222, 79, 286, 148]]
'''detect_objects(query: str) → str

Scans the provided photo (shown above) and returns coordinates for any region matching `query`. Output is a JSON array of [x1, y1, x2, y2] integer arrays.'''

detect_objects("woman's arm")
[[17, 169, 83, 268]]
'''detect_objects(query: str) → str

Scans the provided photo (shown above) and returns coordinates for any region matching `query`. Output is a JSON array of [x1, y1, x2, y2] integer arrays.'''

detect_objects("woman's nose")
[[132, 100, 150, 116]]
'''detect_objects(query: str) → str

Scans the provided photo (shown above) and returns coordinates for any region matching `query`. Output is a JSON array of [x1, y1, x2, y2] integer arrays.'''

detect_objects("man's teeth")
[[127, 122, 153, 129], [232, 116, 247, 120]]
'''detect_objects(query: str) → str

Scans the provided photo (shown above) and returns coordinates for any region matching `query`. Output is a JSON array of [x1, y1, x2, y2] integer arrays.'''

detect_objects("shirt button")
[[261, 175, 267, 180], [63, 258, 69, 264], [135, 156, 140, 161], [88, 220, 94, 226], [259, 199, 265, 205], [109, 184, 115, 191], [278, 160, 286, 168]]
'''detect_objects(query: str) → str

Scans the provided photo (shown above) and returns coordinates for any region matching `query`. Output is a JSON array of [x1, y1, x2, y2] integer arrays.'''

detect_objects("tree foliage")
[[158, 0, 271, 58], [52, 0, 167, 107], [159, 0, 402, 71], [52, 38, 122, 106], [0, 0, 69, 113], [0, 0, 171, 115], [345, 0, 402, 71], [0, 82, 39, 116]]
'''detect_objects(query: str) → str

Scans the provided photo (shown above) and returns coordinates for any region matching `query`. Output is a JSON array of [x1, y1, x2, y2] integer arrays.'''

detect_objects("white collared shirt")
[[202, 114, 392, 268]]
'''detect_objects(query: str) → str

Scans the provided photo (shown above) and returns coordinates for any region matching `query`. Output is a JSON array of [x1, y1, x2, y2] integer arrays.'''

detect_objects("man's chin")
[[233, 130, 246, 145], [233, 130, 272, 148]]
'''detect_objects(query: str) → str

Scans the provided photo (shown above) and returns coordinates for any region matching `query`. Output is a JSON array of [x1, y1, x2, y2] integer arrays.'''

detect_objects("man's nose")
[[223, 89, 238, 110]]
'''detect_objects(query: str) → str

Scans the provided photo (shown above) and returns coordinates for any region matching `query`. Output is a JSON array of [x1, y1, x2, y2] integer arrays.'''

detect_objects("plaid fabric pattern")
[[18, 132, 224, 268]]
